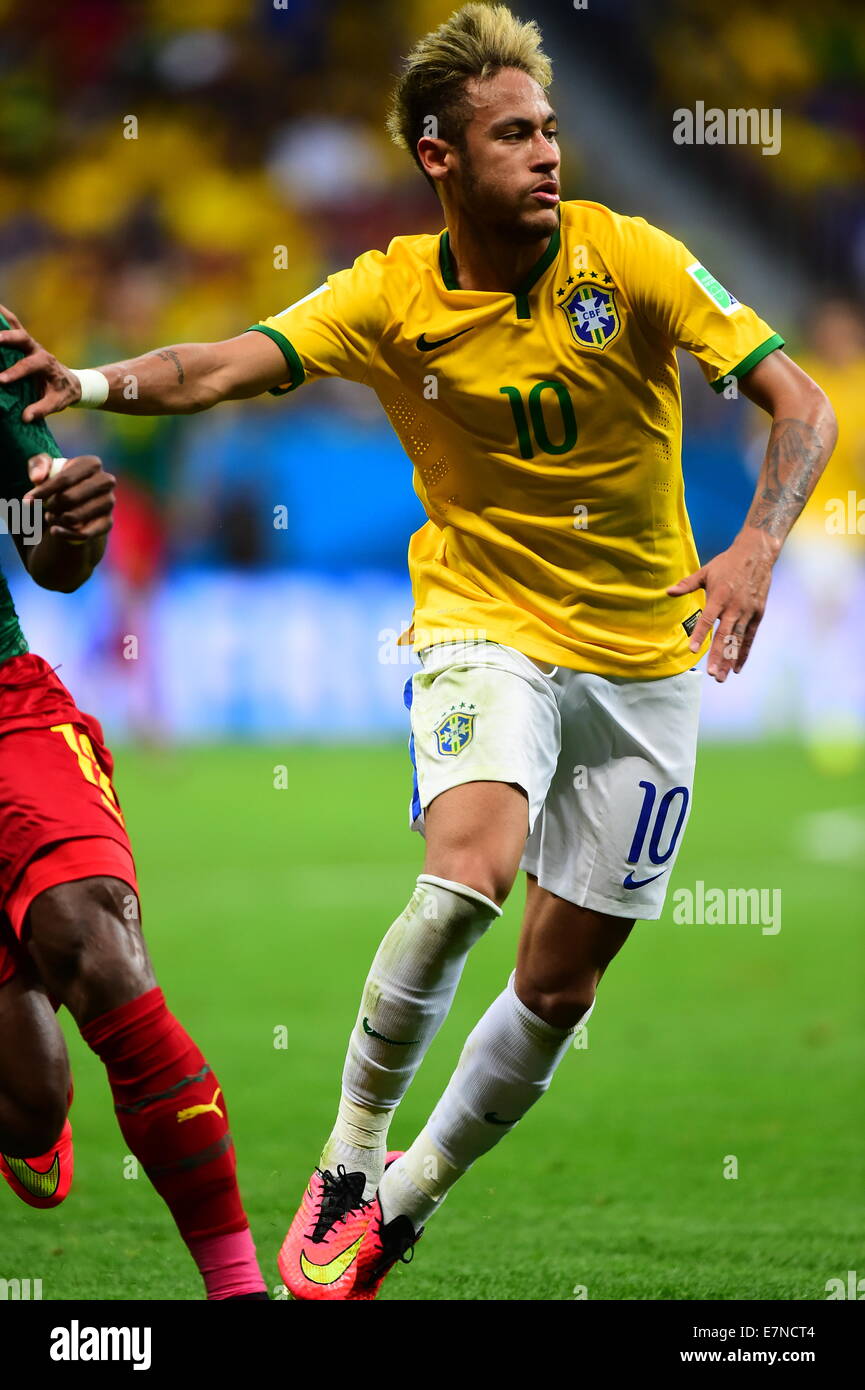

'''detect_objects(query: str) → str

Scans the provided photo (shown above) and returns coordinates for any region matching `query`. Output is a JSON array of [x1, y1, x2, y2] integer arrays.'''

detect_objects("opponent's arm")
[[0, 305, 287, 420], [14, 454, 115, 593], [668, 350, 837, 681]]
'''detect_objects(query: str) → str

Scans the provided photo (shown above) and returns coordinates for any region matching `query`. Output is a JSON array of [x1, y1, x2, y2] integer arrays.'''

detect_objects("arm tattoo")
[[156, 348, 185, 384], [747, 418, 825, 538]]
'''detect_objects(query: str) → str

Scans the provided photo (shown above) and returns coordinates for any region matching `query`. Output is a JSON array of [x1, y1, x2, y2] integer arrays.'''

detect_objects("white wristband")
[[69, 368, 110, 407]]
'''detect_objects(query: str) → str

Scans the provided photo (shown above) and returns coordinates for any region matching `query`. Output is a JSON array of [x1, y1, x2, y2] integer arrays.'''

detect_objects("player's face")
[[452, 69, 560, 242]]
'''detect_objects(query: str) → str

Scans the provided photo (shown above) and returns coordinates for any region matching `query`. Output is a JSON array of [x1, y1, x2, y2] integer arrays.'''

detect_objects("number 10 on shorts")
[[627, 780, 690, 866]]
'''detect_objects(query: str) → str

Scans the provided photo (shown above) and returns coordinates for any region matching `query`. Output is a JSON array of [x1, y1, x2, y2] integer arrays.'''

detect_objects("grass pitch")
[[2, 741, 863, 1300]]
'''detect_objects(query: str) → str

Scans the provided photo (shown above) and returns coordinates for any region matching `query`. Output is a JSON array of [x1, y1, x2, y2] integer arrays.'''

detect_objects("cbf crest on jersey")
[[434, 705, 477, 756], [558, 276, 621, 350]]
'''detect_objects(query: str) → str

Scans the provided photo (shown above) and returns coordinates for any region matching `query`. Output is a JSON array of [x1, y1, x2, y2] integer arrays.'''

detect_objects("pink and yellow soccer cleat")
[[278, 1164, 373, 1300], [0, 1114, 74, 1209], [349, 1151, 423, 1301]]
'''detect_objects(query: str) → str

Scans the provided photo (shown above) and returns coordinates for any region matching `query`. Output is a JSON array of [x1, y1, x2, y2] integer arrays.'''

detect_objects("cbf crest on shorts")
[[434, 705, 477, 756], [558, 277, 621, 350]]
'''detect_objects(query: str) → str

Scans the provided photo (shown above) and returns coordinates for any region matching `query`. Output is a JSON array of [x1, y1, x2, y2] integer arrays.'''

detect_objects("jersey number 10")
[[500, 381, 578, 460]]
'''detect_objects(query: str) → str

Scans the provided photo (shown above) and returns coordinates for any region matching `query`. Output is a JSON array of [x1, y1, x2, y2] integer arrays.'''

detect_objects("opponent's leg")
[[0, 963, 74, 1207], [26, 876, 267, 1300], [363, 881, 634, 1293]]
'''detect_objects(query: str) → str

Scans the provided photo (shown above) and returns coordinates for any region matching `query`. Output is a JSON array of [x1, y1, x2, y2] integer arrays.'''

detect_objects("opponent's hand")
[[667, 532, 777, 682], [0, 305, 81, 420], [24, 454, 116, 544]]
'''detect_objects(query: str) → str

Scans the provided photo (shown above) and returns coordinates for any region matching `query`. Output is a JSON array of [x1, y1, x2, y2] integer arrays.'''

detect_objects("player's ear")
[[417, 137, 451, 184]]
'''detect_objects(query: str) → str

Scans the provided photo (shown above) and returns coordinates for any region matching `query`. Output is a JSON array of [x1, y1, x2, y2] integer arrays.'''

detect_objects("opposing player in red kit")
[[0, 310, 267, 1300]]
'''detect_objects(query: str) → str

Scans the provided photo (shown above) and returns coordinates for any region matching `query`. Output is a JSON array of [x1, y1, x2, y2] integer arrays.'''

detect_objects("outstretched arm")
[[0, 305, 288, 420], [668, 349, 837, 682]]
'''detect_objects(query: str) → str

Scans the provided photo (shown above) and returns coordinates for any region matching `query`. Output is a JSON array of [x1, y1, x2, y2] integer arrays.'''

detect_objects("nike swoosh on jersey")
[[362, 1017, 420, 1046], [299, 1234, 364, 1286], [484, 1112, 518, 1126], [3, 1151, 61, 1198], [416, 328, 475, 351], [622, 869, 668, 889]]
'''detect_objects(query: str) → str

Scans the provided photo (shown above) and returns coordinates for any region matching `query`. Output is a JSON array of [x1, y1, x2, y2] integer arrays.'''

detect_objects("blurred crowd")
[[598, 0, 865, 289], [646, 0, 865, 198], [0, 0, 448, 358]]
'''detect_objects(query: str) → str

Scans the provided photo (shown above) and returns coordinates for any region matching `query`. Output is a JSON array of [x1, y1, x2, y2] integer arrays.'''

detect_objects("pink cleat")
[[278, 1164, 372, 1300]]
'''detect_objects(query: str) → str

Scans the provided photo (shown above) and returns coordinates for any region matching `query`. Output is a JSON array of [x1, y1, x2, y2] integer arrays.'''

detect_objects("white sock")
[[318, 1094, 392, 1186], [320, 875, 501, 1197], [379, 973, 594, 1227], [378, 1127, 461, 1229]]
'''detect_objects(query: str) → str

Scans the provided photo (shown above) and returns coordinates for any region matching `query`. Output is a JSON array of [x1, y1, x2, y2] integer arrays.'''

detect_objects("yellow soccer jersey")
[[250, 199, 783, 677]]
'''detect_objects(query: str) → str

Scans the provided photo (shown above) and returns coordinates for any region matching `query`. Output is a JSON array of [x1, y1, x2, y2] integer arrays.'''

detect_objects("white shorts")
[[404, 640, 703, 920]]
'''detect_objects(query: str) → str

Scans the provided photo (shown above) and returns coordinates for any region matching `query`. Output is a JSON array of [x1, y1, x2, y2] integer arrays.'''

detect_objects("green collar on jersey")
[[438, 213, 562, 320]]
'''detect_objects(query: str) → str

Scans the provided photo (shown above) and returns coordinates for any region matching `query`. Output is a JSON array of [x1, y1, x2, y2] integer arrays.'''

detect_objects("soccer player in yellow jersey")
[[0, 4, 837, 1300]]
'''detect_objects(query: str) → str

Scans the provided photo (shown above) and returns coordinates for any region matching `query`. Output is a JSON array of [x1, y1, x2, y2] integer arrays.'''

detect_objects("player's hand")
[[24, 454, 116, 544], [0, 305, 81, 420], [667, 532, 777, 682]]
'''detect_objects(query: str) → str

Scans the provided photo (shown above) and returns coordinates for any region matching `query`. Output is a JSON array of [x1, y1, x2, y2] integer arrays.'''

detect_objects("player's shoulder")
[[336, 231, 442, 296], [560, 199, 680, 253]]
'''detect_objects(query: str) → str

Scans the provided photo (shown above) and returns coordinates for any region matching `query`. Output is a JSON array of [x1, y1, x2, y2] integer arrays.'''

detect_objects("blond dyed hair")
[[386, 3, 553, 177]]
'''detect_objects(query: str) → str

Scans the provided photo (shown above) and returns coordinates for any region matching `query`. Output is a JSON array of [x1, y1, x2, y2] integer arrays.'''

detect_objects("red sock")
[[82, 987, 265, 1298]]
